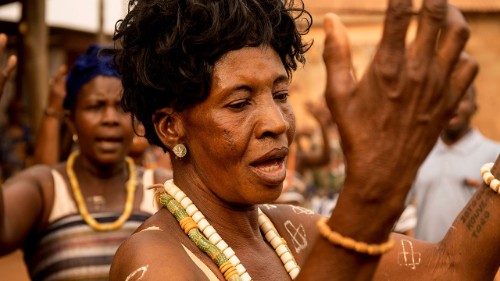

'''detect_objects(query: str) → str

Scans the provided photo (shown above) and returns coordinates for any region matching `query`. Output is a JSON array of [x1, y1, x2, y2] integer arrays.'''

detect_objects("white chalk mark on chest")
[[291, 205, 315, 215], [126, 265, 149, 281], [284, 220, 307, 253], [398, 239, 421, 270]]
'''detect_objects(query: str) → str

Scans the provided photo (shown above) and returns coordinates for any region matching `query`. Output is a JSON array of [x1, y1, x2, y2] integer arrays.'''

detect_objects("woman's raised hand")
[[322, 0, 478, 205], [0, 34, 17, 101], [48, 65, 68, 112]]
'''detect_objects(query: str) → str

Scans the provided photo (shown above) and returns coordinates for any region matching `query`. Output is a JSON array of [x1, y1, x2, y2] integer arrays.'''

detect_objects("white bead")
[[209, 233, 223, 245], [260, 221, 274, 234], [192, 211, 204, 223], [228, 255, 240, 266], [163, 181, 176, 195], [257, 215, 267, 226], [284, 260, 297, 272], [203, 225, 216, 238], [484, 172, 494, 185], [198, 219, 210, 231], [289, 267, 300, 279], [216, 240, 229, 251], [276, 244, 288, 256], [180, 197, 192, 208], [174, 190, 186, 202], [481, 163, 494, 176], [265, 230, 277, 242], [280, 251, 293, 265], [240, 272, 252, 281], [223, 247, 235, 259], [270, 235, 282, 249], [490, 179, 500, 192], [235, 264, 246, 275], [185, 204, 197, 216]]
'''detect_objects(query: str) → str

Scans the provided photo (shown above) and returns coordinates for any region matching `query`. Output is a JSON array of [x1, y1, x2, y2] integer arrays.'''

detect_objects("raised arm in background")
[[33, 65, 67, 165], [295, 101, 332, 174], [0, 34, 17, 101]]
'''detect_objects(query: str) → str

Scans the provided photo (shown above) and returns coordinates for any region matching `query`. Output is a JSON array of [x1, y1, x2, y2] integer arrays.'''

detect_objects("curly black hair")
[[113, 0, 312, 149]]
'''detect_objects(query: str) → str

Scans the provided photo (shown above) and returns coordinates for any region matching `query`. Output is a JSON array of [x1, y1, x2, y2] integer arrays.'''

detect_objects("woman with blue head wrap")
[[0, 43, 172, 281]]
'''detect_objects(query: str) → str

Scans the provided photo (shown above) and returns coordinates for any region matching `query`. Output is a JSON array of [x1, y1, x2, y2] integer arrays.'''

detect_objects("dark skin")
[[441, 85, 477, 145], [33, 65, 68, 165], [0, 66, 172, 256], [294, 101, 332, 175], [110, 1, 497, 280], [0, 34, 16, 97]]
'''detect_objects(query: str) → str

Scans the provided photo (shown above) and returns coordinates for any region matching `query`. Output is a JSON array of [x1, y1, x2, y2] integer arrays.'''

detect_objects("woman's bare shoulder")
[[110, 210, 211, 281]]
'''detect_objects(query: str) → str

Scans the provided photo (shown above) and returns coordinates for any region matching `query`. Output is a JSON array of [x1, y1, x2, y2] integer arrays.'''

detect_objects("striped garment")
[[23, 169, 157, 281]]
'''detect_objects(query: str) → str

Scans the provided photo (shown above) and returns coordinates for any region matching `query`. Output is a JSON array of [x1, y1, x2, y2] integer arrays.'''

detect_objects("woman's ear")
[[153, 108, 186, 151]]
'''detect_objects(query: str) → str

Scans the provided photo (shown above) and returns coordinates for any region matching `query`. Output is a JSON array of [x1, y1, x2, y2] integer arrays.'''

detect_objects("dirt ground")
[[0, 250, 30, 281]]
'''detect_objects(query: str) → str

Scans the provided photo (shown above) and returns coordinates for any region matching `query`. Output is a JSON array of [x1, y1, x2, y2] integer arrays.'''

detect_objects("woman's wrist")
[[44, 106, 64, 119], [329, 176, 410, 243]]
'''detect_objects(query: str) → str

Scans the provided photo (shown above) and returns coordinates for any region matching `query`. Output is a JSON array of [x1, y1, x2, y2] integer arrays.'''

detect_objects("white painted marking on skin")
[[262, 204, 277, 210], [141, 226, 162, 232], [125, 265, 149, 281], [291, 206, 315, 215], [284, 220, 307, 253], [398, 239, 421, 270]]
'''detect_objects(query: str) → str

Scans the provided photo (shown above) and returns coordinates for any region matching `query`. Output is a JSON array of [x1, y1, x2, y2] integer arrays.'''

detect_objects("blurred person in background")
[[0, 40, 171, 281], [409, 83, 500, 242]]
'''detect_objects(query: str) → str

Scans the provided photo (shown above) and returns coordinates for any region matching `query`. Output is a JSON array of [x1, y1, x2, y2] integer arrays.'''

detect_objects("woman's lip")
[[249, 158, 286, 185]]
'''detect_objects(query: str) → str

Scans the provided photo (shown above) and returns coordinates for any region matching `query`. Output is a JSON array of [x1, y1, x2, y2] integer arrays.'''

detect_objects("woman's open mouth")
[[95, 137, 124, 151], [249, 147, 288, 185]]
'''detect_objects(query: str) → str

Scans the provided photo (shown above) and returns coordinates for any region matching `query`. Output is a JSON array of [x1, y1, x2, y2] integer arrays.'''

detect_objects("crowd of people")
[[0, 0, 499, 280]]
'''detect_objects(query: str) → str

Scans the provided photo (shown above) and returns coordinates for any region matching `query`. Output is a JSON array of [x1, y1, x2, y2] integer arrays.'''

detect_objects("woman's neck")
[[74, 153, 128, 180], [172, 166, 264, 246]]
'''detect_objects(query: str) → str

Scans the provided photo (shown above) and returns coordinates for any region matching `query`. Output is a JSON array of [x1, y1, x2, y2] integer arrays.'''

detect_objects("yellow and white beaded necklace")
[[162, 180, 301, 280]]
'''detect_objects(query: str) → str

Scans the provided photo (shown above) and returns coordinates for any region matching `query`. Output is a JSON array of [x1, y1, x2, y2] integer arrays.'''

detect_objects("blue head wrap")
[[64, 44, 120, 109]]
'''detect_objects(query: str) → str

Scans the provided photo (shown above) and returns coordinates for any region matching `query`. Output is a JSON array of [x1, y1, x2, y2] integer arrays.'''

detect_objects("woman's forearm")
[[439, 158, 500, 280], [33, 111, 62, 165]]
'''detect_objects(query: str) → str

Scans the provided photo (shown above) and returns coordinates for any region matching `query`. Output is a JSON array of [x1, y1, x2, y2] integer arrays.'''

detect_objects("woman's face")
[[181, 46, 295, 205], [71, 76, 133, 165]]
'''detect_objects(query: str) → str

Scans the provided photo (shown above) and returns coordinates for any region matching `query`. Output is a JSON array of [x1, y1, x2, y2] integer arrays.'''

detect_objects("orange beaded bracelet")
[[317, 217, 394, 255]]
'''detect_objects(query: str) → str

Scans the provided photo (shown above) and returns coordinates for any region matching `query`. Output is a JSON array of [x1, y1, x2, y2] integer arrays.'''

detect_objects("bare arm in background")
[[33, 65, 67, 165], [295, 101, 332, 174], [0, 34, 17, 102]]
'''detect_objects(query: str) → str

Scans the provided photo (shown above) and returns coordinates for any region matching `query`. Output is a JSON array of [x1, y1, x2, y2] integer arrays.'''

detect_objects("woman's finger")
[[438, 52, 479, 118], [374, 0, 412, 82], [410, 0, 447, 64], [436, 6, 470, 77], [4, 55, 17, 77], [322, 13, 355, 114]]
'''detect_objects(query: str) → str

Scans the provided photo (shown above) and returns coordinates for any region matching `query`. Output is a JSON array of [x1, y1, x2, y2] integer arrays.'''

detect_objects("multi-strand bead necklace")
[[158, 180, 301, 280]]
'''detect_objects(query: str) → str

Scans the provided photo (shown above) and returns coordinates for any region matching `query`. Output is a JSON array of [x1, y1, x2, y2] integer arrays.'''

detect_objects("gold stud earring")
[[172, 143, 187, 158], [72, 134, 78, 143]]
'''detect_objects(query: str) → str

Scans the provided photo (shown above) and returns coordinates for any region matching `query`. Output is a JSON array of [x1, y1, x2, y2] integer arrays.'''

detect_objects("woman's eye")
[[228, 100, 251, 110], [86, 103, 103, 110], [274, 92, 289, 102]]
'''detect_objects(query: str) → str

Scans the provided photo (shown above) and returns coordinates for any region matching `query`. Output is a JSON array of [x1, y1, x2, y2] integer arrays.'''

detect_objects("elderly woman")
[[110, 0, 499, 280], [0, 43, 171, 280]]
